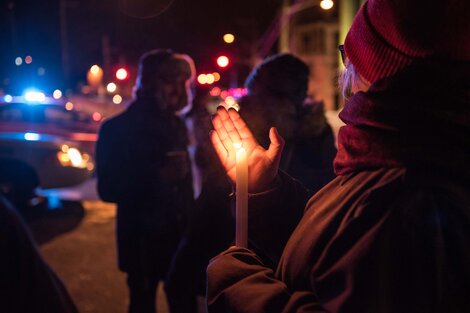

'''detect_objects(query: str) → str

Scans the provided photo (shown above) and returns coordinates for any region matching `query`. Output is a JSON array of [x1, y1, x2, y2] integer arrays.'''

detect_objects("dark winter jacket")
[[207, 62, 470, 312], [96, 98, 193, 275]]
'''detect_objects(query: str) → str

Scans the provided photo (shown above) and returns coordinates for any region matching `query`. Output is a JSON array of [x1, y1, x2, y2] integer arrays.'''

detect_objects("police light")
[[24, 132, 41, 141], [24, 91, 46, 103]]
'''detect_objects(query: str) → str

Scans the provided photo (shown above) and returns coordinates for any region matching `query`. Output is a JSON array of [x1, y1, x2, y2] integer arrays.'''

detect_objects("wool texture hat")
[[245, 53, 309, 107], [135, 49, 174, 98], [135, 49, 195, 100], [344, 0, 470, 84]]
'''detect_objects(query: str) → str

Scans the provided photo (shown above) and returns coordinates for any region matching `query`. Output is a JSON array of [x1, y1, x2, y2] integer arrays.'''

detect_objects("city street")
[[29, 180, 171, 313]]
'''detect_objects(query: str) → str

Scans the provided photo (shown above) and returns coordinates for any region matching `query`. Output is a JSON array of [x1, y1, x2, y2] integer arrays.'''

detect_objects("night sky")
[[0, 0, 283, 94]]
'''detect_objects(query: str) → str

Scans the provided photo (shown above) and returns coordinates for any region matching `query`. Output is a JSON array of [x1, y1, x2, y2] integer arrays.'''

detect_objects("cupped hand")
[[210, 106, 285, 193]]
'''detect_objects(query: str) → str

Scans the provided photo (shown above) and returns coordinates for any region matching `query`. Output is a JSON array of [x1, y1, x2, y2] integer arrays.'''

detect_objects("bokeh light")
[[320, 0, 334, 10], [217, 56, 229, 68], [206, 73, 215, 84], [53, 89, 63, 99], [115, 68, 128, 80], [113, 94, 123, 104], [15, 57, 23, 66], [197, 74, 208, 84], [106, 82, 117, 93], [223, 33, 235, 44], [92, 112, 102, 121], [90, 65, 101, 75]]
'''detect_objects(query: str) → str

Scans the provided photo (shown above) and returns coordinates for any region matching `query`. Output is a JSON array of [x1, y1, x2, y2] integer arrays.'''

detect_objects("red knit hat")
[[344, 0, 470, 84]]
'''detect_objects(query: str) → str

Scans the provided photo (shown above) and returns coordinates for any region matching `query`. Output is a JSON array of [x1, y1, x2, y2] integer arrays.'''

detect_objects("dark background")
[[0, 0, 284, 94]]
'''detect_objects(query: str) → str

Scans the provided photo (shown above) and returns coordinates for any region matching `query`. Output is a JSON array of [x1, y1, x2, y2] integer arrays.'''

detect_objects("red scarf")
[[334, 62, 470, 179]]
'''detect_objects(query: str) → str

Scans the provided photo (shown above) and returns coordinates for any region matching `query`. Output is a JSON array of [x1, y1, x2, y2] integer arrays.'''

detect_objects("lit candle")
[[234, 143, 248, 247]]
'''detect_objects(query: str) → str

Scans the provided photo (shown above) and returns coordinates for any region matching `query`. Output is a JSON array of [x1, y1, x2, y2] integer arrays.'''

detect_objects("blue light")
[[24, 132, 41, 141], [24, 90, 46, 103], [47, 195, 63, 210], [4, 95, 13, 103]]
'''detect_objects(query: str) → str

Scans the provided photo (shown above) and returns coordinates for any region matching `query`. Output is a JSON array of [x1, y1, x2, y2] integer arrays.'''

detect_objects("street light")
[[87, 65, 104, 90], [223, 33, 235, 44], [287, 0, 335, 14], [320, 0, 334, 10]]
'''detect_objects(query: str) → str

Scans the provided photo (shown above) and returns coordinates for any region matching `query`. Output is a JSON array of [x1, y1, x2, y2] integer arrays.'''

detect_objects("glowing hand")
[[210, 106, 284, 193]]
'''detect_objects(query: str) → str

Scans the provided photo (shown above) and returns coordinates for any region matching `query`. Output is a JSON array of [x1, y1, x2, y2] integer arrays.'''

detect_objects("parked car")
[[0, 93, 99, 209]]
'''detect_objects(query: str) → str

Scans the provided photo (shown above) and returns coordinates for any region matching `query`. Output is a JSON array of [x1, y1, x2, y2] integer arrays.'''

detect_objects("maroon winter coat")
[[207, 62, 470, 312]]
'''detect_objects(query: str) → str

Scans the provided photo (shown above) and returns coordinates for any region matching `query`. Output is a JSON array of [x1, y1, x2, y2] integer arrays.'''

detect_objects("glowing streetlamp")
[[320, 0, 334, 10], [223, 33, 235, 44], [87, 65, 104, 89]]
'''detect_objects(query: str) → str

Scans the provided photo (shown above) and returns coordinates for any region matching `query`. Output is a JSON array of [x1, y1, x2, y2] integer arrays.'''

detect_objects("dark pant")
[[127, 273, 159, 313]]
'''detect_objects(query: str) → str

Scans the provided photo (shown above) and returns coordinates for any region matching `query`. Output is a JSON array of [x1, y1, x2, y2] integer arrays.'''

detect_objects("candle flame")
[[233, 142, 242, 150]]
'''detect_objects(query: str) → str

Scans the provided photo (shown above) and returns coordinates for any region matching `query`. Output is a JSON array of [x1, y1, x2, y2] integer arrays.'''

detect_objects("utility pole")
[[60, 0, 70, 88]]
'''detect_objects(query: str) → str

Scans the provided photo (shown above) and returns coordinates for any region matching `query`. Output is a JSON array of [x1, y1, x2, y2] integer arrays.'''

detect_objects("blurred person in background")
[[96, 49, 195, 313], [164, 86, 234, 313], [165, 53, 337, 313], [206, 0, 470, 312], [239, 53, 336, 194]]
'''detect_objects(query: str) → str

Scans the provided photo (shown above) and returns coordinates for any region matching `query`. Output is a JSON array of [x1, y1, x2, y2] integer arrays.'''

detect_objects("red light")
[[220, 90, 229, 99], [210, 87, 221, 96], [92, 112, 102, 121], [115, 68, 128, 80], [217, 56, 229, 68]]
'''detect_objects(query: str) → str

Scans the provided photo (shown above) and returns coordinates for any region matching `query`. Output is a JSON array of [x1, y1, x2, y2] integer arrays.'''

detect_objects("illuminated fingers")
[[210, 130, 228, 161], [227, 108, 253, 140], [217, 107, 242, 145], [212, 110, 234, 153]]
